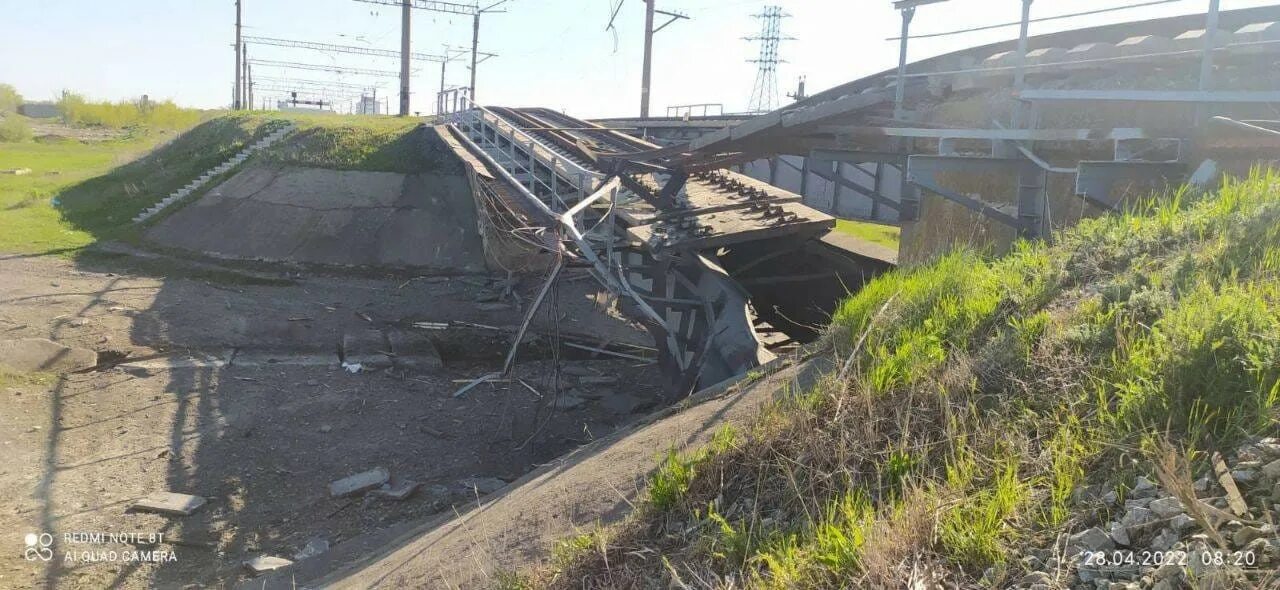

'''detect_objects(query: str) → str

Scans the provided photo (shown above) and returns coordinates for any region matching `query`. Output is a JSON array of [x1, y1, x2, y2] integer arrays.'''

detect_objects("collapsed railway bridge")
[[600, 4, 1280, 264], [439, 104, 892, 393], [436, 4, 1280, 394]]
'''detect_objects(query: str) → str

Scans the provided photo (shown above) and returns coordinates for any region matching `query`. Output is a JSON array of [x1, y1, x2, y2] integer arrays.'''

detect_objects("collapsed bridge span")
[[440, 103, 892, 392]]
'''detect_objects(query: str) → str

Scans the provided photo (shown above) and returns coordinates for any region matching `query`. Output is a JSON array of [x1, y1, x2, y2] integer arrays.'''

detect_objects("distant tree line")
[[0, 84, 205, 143], [55, 91, 202, 130]]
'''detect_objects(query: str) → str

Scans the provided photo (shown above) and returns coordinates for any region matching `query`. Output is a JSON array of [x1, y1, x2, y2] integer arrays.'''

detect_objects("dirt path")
[[0, 254, 663, 589]]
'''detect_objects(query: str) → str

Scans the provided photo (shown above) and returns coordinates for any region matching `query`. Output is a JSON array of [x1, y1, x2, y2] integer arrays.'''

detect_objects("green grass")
[[0, 366, 53, 389], [649, 425, 739, 511], [0, 132, 166, 253], [833, 218, 900, 249], [0, 112, 442, 256], [537, 169, 1280, 589], [258, 114, 445, 173]]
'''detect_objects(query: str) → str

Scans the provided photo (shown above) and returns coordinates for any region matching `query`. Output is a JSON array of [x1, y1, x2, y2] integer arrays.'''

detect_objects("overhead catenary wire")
[[885, 0, 1186, 41]]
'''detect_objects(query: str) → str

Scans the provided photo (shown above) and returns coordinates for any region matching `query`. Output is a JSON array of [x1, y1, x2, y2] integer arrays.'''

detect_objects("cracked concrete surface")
[[144, 166, 487, 271]]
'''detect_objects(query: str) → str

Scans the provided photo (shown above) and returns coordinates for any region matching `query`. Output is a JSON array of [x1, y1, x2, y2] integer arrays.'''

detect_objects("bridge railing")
[[448, 96, 607, 212]]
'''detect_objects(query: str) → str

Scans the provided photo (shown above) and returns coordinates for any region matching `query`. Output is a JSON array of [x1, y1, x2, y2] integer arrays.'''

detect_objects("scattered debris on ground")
[[1015, 438, 1280, 590], [130, 492, 207, 517]]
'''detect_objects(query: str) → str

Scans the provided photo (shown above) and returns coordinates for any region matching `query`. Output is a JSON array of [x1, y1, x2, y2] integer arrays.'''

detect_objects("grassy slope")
[[530, 172, 1280, 589], [0, 113, 435, 256], [833, 218, 900, 250], [257, 114, 439, 173]]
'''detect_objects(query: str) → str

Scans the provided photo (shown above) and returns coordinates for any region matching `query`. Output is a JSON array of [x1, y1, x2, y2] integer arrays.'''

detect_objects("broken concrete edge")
[[0, 338, 99, 375], [87, 241, 300, 285], [329, 467, 391, 498], [242, 353, 804, 590], [130, 492, 208, 516], [244, 555, 294, 575]]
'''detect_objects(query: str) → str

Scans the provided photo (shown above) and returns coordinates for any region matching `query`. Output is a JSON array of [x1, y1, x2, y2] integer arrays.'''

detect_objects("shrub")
[[0, 114, 32, 142], [0, 83, 21, 113], [56, 91, 200, 129]]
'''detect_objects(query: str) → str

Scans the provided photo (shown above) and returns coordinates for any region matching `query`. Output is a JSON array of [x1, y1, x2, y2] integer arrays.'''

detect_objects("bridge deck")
[[496, 107, 834, 252]]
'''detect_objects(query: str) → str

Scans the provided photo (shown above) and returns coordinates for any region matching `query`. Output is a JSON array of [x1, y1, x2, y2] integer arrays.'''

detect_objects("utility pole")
[[641, 0, 654, 118], [439, 46, 494, 112], [465, 1, 509, 104], [399, 0, 411, 116], [470, 12, 481, 102], [247, 61, 254, 110], [234, 0, 243, 110], [607, 0, 686, 119], [242, 45, 251, 110], [352, 0, 505, 105]]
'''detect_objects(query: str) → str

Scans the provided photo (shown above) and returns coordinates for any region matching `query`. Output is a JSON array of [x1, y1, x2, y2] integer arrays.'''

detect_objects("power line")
[[885, 0, 1185, 41], [353, 0, 479, 16], [248, 58, 403, 78], [255, 76, 383, 91], [242, 35, 447, 62], [746, 5, 791, 114], [351, 0, 509, 105], [253, 85, 368, 98]]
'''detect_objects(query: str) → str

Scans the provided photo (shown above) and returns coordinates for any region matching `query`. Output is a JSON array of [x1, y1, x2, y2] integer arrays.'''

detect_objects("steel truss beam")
[[1075, 161, 1185, 210], [802, 149, 907, 218], [815, 125, 1155, 141], [1018, 89, 1280, 104], [805, 160, 901, 212], [905, 155, 1040, 236]]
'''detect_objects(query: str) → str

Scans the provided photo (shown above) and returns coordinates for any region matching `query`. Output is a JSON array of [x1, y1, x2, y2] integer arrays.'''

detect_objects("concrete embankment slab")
[[145, 166, 487, 272]]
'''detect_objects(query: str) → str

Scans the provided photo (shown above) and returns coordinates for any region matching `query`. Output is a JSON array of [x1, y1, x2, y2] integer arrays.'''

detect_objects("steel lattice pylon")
[[746, 5, 791, 114]]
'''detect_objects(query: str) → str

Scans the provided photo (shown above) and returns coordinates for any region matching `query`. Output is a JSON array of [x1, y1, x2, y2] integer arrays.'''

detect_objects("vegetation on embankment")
[[0, 114, 280, 254], [256, 114, 448, 173], [0, 111, 444, 255], [526, 171, 1280, 588], [833, 218, 900, 250]]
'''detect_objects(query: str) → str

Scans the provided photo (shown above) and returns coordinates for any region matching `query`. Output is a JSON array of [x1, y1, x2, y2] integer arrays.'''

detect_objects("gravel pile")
[[1008, 438, 1280, 589]]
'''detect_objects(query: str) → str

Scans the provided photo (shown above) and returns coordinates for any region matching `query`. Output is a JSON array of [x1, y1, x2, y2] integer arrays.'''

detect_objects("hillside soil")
[[0, 252, 660, 589]]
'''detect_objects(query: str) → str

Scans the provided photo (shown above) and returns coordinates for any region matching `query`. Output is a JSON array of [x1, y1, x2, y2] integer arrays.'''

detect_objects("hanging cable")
[[885, 0, 1185, 41]]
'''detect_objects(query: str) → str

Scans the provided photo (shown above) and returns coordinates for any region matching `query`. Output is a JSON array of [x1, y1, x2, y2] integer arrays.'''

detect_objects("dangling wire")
[[605, 0, 624, 54]]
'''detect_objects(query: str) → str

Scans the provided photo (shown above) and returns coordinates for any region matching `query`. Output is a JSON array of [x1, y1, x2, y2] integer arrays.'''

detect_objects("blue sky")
[[1, 0, 1272, 118]]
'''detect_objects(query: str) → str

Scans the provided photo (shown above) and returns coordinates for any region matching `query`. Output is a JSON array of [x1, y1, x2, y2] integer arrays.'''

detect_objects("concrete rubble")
[[243, 555, 293, 575], [457, 476, 506, 496], [329, 467, 391, 498], [0, 338, 97, 374], [131, 492, 207, 516], [342, 327, 443, 372], [292, 537, 330, 561], [372, 480, 421, 501]]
